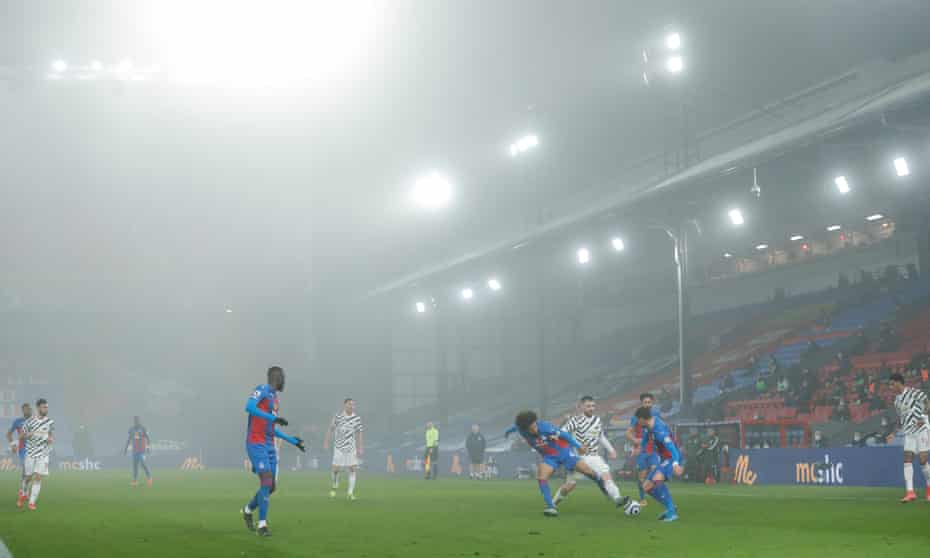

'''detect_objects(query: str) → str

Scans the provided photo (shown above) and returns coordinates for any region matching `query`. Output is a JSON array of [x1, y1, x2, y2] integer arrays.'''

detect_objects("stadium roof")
[[2, 1, 930, 311]]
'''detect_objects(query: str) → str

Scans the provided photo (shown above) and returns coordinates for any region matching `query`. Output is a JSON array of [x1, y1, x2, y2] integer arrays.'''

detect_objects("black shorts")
[[468, 453, 484, 465]]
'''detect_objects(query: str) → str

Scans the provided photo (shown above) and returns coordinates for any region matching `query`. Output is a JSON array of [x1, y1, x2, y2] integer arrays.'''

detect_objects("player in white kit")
[[18, 398, 54, 511], [324, 398, 364, 500], [888, 374, 930, 502], [552, 395, 623, 507]]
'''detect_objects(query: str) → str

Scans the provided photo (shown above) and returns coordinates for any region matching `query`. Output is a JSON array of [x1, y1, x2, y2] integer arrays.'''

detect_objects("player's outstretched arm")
[[557, 429, 582, 450], [274, 429, 306, 452], [504, 425, 517, 438], [123, 431, 132, 455]]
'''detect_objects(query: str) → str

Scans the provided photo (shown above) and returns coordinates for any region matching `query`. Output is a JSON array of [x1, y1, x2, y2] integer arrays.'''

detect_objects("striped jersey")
[[894, 387, 929, 435], [561, 414, 604, 456], [331, 412, 363, 454], [23, 415, 54, 459]]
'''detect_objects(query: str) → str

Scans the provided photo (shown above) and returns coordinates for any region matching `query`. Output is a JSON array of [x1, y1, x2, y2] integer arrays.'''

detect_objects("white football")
[[624, 500, 641, 516]]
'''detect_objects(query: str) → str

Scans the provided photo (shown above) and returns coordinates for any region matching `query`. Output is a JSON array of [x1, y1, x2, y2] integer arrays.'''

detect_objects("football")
[[624, 500, 641, 516]]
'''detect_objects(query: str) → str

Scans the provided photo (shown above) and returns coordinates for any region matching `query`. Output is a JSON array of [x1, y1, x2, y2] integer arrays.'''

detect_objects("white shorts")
[[570, 455, 610, 481], [24, 455, 49, 477], [903, 429, 930, 454], [332, 450, 359, 468]]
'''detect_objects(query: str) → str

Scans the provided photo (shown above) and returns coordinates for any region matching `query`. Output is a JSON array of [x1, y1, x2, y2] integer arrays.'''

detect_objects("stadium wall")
[[732, 447, 928, 488]]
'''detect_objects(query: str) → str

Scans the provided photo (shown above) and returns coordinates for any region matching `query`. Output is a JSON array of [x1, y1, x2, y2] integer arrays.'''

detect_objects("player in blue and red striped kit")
[[124, 416, 153, 487], [626, 392, 660, 506], [506, 410, 629, 517], [635, 406, 683, 522], [6, 403, 32, 502], [241, 366, 305, 537]]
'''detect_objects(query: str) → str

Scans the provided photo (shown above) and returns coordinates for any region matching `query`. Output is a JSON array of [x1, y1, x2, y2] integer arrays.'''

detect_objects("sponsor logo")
[[59, 458, 102, 471], [733, 454, 757, 485], [796, 454, 844, 485]]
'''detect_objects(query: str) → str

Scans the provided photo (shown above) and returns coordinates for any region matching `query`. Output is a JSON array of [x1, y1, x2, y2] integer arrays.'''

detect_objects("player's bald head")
[[268, 366, 285, 391]]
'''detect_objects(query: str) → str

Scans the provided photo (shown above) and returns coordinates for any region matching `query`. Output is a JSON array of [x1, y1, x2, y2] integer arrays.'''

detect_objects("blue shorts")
[[18, 450, 26, 467], [541, 449, 580, 472], [132, 452, 146, 463], [637, 452, 659, 471], [246, 443, 277, 476], [649, 459, 676, 482]]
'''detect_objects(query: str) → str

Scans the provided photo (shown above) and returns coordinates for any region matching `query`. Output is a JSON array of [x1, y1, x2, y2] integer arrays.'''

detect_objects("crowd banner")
[[733, 447, 927, 487]]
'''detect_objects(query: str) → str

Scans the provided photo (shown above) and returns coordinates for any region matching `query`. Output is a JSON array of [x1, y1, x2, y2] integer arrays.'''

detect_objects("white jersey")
[[331, 412, 364, 454], [894, 387, 929, 435], [562, 414, 611, 456], [23, 415, 55, 459]]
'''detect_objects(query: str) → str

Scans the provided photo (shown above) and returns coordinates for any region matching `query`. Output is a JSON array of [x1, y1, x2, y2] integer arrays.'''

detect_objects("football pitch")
[[1, 471, 927, 557]]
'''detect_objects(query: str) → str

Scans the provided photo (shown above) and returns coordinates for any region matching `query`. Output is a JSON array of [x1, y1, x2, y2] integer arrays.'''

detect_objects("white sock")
[[348, 471, 357, 495], [922, 464, 930, 487], [20, 476, 28, 494], [257, 520, 267, 529], [904, 463, 914, 491], [29, 481, 40, 505], [331, 470, 339, 489], [553, 487, 565, 504], [605, 479, 621, 502]]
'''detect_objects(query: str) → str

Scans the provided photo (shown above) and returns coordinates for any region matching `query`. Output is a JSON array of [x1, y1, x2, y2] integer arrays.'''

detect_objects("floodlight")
[[509, 134, 539, 157], [461, 288, 474, 301], [51, 60, 68, 72], [865, 214, 884, 222], [90, 60, 103, 72], [487, 278, 501, 291], [826, 225, 842, 232], [728, 208, 744, 226], [666, 33, 681, 50], [410, 172, 453, 210], [415, 301, 426, 313], [666, 56, 684, 73], [755, 244, 768, 251], [893, 157, 909, 177], [611, 237, 625, 251], [790, 235, 804, 241], [577, 247, 591, 265], [834, 175, 850, 194], [723, 253, 733, 259]]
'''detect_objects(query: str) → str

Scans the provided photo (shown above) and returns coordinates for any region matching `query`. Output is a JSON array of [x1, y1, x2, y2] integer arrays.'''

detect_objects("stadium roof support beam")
[[366, 60, 930, 299]]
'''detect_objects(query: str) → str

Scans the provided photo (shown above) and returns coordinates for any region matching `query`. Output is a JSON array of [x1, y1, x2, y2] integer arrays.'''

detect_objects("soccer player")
[[124, 416, 153, 487], [324, 398, 364, 500], [553, 395, 621, 506], [635, 406, 683, 522], [241, 366, 306, 537], [625, 392, 659, 506], [887, 373, 930, 502], [19, 399, 54, 511], [465, 424, 487, 480], [6, 403, 31, 503], [506, 410, 628, 517], [424, 422, 440, 480]]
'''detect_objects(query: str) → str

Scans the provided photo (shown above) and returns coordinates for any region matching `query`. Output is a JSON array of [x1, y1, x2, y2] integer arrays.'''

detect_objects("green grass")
[[1, 471, 928, 557]]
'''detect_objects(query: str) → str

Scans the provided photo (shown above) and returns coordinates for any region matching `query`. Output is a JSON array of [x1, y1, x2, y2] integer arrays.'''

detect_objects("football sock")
[[538, 480, 555, 508], [904, 463, 914, 491], [29, 481, 41, 505], [258, 482, 272, 521], [348, 471, 357, 495]]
